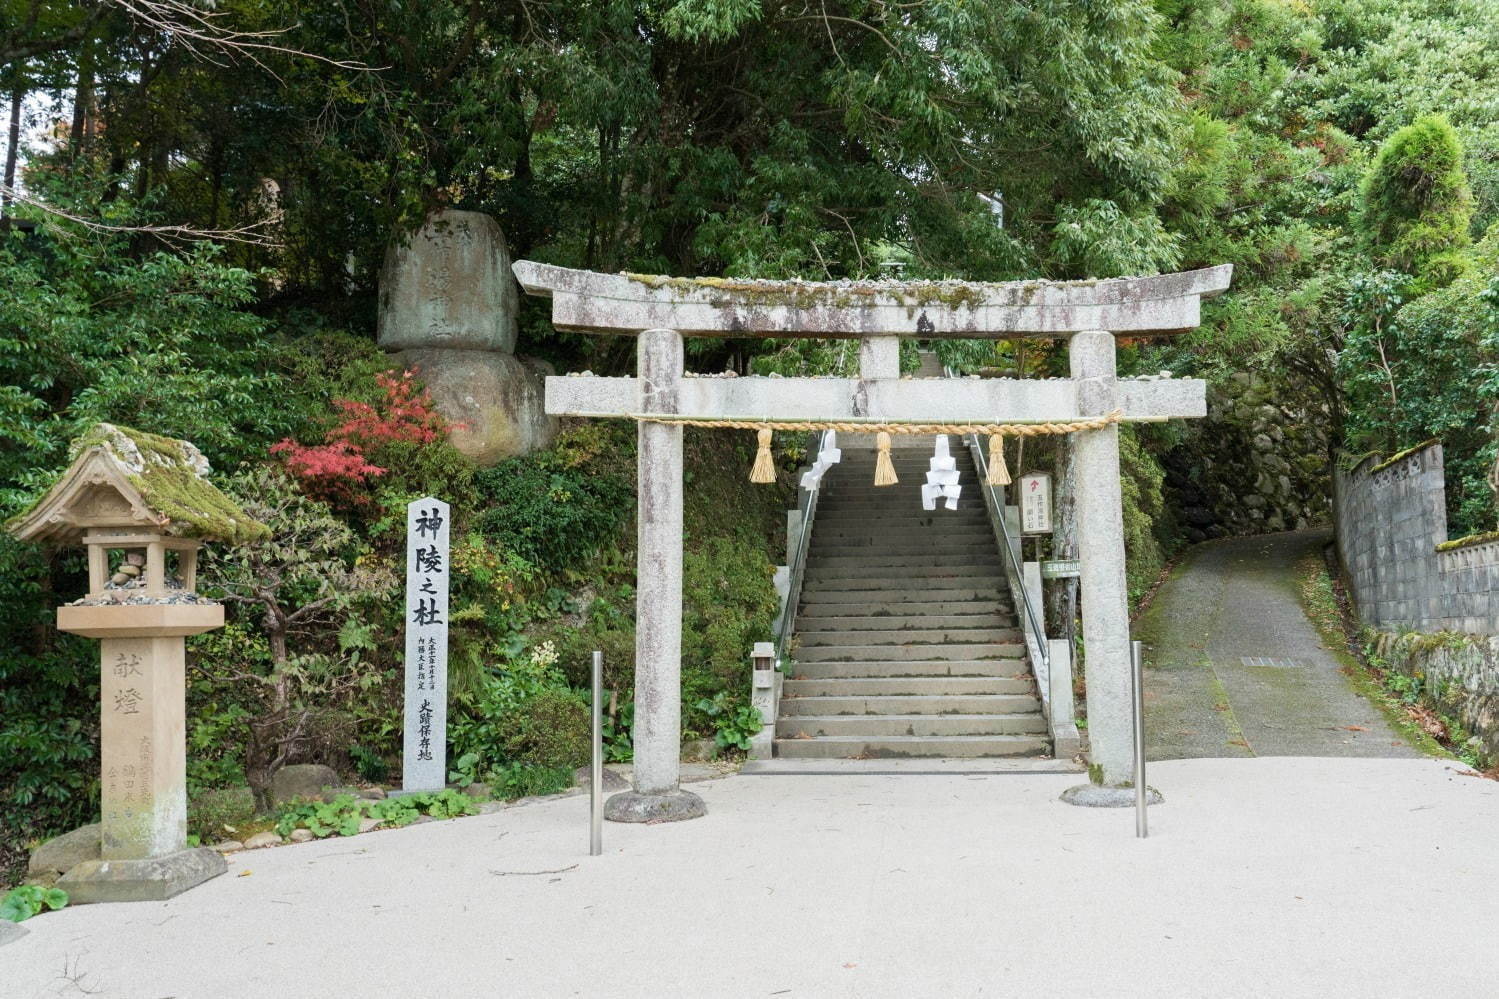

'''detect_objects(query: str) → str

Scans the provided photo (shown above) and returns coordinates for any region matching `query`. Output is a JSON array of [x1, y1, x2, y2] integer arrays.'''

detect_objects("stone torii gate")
[[516, 261, 1232, 820]]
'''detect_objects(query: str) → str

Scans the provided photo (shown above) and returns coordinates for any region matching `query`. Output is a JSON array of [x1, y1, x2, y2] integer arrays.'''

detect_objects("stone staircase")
[[775, 441, 1050, 759]]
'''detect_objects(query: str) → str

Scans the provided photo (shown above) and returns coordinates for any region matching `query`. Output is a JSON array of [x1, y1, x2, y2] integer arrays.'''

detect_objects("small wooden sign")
[[1019, 472, 1053, 534]]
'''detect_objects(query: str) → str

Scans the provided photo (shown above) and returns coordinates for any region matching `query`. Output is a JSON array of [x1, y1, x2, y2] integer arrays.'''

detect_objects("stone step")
[[780, 693, 1041, 716], [742, 758, 1084, 776], [818, 490, 984, 501], [809, 542, 999, 557], [794, 643, 1024, 662], [800, 592, 1012, 611], [835, 457, 978, 469], [773, 734, 1050, 759], [806, 553, 1001, 569], [804, 564, 1004, 581], [813, 507, 990, 520], [796, 601, 1014, 618], [801, 579, 1008, 595], [796, 616, 1017, 633], [776, 713, 1048, 738], [796, 627, 1022, 646], [788, 659, 1029, 679], [783, 676, 1035, 697], [812, 528, 996, 541], [811, 522, 992, 534]]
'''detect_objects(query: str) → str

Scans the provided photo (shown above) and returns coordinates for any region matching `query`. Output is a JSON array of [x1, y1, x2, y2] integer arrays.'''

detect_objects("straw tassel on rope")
[[987, 433, 1011, 486], [749, 428, 776, 483], [874, 432, 898, 486]]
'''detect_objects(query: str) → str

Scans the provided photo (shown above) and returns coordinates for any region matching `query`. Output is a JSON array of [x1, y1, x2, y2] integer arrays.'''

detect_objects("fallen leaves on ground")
[[1404, 704, 1448, 740]]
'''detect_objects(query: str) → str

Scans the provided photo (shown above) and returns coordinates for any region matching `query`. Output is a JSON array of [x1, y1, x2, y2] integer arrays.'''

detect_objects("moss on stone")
[[1368, 438, 1441, 474], [1436, 530, 1499, 553], [69, 423, 270, 544], [622, 270, 1093, 315]]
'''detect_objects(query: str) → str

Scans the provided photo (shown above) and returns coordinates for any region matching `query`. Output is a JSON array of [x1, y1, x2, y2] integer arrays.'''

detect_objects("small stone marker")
[[403, 497, 450, 792], [1019, 472, 1053, 534]]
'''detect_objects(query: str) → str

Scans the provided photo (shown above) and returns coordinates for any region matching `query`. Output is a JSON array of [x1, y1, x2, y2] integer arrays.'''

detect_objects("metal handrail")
[[942, 362, 1050, 670], [773, 340, 856, 670], [966, 433, 1050, 670], [773, 429, 827, 669]]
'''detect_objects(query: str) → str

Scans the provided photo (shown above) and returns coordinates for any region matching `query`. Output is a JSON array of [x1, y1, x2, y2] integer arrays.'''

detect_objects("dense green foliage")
[[1359, 116, 1474, 276]]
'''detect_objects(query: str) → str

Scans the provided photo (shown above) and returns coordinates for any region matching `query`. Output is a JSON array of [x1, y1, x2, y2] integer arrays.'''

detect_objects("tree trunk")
[[69, 41, 94, 162], [244, 619, 292, 813], [1049, 432, 1080, 652], [3, 82, 23, 209]]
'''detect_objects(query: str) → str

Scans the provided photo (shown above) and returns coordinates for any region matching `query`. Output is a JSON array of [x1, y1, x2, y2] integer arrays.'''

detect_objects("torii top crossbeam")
[[513, 261, 1233, 338]]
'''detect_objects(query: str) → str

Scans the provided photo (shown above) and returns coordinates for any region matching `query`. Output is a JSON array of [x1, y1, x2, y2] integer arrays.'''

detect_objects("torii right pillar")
[[1062, 330, 1161, 807]]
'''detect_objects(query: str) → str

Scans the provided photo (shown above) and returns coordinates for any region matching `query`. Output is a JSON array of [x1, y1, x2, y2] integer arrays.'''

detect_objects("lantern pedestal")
[[56, 609, 228, 903], [57, 848, 227, 905]]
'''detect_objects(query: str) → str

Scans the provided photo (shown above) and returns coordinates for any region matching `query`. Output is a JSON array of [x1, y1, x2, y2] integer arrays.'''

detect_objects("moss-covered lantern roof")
[[6, 423, 270, 546]]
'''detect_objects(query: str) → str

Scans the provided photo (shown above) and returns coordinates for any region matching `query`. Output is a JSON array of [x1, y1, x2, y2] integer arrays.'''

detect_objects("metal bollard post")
[[1132, 640, 1147, 839], [590, 650, 603, 856]]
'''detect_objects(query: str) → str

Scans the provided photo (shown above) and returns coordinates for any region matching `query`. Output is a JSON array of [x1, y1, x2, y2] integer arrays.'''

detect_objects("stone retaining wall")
[[1371, 631, 1499, 764], [1334, 441, 1499, 635], [1168, 373, 1330, 542]]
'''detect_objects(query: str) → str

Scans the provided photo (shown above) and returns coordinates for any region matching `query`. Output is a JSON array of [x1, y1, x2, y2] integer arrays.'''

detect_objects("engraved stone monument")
[[378, 209, 556, 464], [7, 424, 269, 902]]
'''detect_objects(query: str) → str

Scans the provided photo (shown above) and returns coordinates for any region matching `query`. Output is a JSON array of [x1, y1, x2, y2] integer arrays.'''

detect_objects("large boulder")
[[27, 823, 101, 882], [397, 350, 557, 465], [378, 210, 519, 354], [270, 763, 341, 806]]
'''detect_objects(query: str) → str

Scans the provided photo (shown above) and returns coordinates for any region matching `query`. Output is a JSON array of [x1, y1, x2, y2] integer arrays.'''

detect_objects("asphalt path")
[[1135, 530, 1418, 761]]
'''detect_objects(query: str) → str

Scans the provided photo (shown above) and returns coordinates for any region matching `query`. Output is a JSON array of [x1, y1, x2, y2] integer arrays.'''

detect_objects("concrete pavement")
[[1136, 530, 1417, 760], [7, 757, 1498, 998]]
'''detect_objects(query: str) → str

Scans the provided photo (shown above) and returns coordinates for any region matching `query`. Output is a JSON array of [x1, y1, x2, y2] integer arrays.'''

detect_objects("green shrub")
[[274, 790, 479, 839], [1359, 115, 1473, 274], [504, 688, 590, 770], [681, 535, 778, 735], [472, 459, 631, 570], [188, 787, 256, 843], [492, 762, 575, 799], [0, 540, 97, 890], [1120, 425, 1177, 603]]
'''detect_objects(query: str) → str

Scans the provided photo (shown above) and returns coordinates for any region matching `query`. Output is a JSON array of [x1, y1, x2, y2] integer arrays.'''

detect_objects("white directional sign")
[[1020, 473, 1053, 534], [403, 497, 449, 792]]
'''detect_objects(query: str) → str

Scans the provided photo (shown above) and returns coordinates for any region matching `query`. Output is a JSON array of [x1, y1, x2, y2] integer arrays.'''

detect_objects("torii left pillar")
[[605, 328, 706, 822]]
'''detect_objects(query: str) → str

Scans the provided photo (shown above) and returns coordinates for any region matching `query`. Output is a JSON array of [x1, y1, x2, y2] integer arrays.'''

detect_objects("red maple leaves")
[[272, 370, 449, 508]]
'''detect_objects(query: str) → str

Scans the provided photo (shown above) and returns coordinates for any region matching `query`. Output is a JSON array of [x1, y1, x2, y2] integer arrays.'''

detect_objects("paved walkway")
[[1135, 530, 1418, 760], [6, 758, 1497, 997]]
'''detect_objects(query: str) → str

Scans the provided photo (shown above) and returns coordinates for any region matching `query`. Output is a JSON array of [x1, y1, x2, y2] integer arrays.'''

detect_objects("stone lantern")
[[8, 424, 269, 902]]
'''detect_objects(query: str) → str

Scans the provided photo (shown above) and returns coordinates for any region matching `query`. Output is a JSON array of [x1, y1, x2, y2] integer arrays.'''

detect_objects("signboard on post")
[[1020, 472, 1053, 534], [403, 497, 449, 793], [1040, 559, 1082, 580]]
